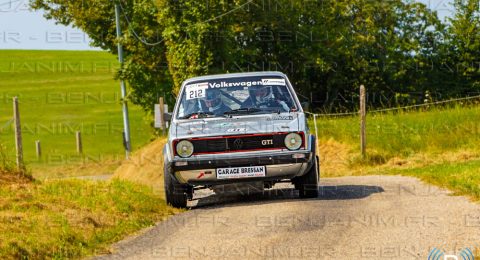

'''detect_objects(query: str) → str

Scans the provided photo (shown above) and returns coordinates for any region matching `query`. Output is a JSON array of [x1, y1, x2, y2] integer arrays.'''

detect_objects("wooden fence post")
[[159, 97, 166, 135], [35, 140, 41, 159], [360, 85, 366, 158], [76, 131, 83, 154], [13, 97, 24, 171], [313, 113, 320, 164]]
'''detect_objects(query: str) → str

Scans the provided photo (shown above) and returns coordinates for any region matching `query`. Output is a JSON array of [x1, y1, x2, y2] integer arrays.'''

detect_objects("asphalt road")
[[98, 175, 480, 260]]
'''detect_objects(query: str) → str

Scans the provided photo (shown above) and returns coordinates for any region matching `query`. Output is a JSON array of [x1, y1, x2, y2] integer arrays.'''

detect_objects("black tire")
[[297, 155, 320, 199], [164, 163, 189, 208]]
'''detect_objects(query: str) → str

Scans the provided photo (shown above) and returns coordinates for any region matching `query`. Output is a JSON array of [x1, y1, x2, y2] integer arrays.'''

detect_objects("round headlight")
[[176, 140, 194, 158], [284, 133, 302, 150]]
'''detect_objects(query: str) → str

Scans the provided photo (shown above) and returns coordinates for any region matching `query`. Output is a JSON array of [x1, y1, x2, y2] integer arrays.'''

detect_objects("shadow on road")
[[192, 184, 384, 209]]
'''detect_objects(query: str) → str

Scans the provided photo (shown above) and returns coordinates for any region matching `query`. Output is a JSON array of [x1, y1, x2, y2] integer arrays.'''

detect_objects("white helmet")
[[254, 86, 273, 103]]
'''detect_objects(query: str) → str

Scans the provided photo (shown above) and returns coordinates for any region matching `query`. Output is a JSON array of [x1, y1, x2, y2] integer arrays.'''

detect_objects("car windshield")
[[176, 76, 298, 119]]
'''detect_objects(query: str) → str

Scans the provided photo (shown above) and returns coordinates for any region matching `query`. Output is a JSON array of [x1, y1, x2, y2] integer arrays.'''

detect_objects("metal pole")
[[115, 3, 131, 159]]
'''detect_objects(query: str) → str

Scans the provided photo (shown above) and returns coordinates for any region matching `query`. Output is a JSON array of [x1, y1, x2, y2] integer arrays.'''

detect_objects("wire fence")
[[305, 94, 480, 117], [305, 92, 480, 158]]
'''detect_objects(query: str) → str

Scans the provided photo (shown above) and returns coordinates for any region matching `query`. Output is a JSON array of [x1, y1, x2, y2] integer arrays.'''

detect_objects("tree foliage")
[[447, 0, 480, 90], [31, 0, 170, 111], [30, 0, 480, 113]]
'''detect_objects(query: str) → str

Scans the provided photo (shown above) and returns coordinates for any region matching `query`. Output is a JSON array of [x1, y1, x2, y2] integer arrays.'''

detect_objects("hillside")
[[0, 50, 152, 178]]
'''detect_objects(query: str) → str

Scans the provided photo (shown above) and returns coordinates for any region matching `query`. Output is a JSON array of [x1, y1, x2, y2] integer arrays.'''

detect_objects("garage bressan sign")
[[216, 166, 266, 179]]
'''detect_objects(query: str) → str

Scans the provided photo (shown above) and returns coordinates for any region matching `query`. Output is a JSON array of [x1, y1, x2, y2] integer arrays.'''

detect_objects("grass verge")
[[113, 138, 167, 198], [0, 172, 180, 259], [313, 105, 480, 202], [369, 160, 480, 201]]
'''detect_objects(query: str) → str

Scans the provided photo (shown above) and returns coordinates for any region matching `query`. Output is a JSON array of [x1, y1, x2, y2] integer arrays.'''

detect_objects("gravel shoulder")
[[98, 175, 480, 260]]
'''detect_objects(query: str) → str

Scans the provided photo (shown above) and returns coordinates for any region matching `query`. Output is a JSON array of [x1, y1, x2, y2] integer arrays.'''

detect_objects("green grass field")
[[0, 50, 153, 178], [316, 105, 480, 159], [314, 105, 480, 200]]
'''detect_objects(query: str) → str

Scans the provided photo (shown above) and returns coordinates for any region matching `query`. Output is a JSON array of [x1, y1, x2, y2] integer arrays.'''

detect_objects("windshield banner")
[[185, 77, 286, 92]]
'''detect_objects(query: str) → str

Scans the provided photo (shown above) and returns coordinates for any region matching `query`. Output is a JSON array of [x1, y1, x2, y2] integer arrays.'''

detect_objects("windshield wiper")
[[179, 112, 214, 119], [223, 107, 262, 116], [263, 108, 281, 114]]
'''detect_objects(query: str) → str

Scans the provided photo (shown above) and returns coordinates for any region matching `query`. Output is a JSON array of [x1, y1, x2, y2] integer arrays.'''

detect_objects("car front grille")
[[191, 133, 290, 154]]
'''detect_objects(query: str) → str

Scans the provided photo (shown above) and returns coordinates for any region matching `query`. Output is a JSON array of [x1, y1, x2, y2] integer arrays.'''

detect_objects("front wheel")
[[296, 155, 319, 198], [164, 163, 189, 208]]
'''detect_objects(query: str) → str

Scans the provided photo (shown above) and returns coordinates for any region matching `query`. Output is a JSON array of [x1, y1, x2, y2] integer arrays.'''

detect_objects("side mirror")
[[164, 112, 172, 122]]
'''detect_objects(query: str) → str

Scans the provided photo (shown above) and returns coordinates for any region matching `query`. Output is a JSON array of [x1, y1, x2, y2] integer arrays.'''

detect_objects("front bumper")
[[170, 151, 313, 185]]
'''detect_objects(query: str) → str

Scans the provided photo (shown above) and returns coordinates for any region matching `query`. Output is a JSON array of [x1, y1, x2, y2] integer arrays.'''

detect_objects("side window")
[[275, 86, 296, 110]]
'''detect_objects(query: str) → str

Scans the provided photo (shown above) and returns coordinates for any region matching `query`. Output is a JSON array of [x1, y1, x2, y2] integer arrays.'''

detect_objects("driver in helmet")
[[205, 88, 230, 115], [254, 86, 274, 105], [242, 86, 290, 111]]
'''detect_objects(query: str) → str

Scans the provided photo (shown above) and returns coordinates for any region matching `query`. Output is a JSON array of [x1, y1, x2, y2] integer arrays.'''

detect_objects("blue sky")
[[0, 0, 455, 50]]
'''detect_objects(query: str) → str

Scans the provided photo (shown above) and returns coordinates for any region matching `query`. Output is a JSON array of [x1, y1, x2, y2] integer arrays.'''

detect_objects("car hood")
[[173, 113, 303, 139]]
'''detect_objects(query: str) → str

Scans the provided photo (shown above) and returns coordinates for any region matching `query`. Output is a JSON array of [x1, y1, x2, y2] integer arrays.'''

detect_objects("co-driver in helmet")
[[204, 88, 230, 115]]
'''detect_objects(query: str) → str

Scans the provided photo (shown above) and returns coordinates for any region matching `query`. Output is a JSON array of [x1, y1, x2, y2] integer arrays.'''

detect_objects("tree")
[[447, 0, 480, 93], [30, 0, 446, 113]]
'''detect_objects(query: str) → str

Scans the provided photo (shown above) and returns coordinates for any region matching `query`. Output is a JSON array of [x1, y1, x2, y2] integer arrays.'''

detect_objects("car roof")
[[183, 71, 287, 85]]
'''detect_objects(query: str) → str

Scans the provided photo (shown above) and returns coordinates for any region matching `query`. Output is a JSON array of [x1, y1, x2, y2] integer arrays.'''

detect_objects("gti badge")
[[261, 139, 273, 145]]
